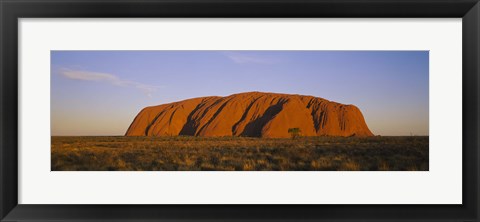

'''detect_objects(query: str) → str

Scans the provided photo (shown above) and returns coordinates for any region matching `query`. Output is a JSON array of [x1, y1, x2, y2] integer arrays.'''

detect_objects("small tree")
[[288, 128, 301, 139]]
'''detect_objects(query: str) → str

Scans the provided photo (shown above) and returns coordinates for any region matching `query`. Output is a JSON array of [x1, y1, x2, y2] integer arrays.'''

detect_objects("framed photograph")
[[1, 0, 479, 221]]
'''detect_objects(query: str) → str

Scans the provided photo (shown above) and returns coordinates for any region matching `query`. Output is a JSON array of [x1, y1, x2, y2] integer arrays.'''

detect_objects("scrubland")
[[51, 136, 428, 171]]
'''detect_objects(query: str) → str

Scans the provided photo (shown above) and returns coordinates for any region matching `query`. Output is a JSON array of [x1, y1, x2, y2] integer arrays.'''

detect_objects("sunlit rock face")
[[126, 92, 374, 138]]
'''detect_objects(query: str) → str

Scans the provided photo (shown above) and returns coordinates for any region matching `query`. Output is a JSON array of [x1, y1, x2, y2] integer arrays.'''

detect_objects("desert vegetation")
[[51, 136, 428, 171], [288, 128, 302, 139]]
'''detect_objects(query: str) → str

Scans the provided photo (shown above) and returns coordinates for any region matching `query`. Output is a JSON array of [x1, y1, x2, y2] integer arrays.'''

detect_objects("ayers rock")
[[126, 92, 374, 138]]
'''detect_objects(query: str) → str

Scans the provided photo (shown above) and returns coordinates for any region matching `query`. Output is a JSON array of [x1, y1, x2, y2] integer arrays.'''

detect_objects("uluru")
[[125, 92, 374, 138]]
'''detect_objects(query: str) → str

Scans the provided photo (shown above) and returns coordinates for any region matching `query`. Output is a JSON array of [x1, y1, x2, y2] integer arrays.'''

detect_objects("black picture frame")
[[1, 0, 479, 221]]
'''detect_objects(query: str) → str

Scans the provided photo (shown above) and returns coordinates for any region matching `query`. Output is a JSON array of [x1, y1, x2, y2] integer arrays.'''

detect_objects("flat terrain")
[[51, 136, 428, 171]]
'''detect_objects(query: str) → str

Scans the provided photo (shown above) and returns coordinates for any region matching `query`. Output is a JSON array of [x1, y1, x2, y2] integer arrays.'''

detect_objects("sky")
[[51, 51, 429, 136]]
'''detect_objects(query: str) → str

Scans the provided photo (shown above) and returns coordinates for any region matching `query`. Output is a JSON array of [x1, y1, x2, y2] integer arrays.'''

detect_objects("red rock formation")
[[125, 92, 374, 138]]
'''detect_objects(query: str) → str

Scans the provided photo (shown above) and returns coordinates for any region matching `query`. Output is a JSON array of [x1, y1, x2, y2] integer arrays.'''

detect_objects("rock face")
[[126, 92, 374, 138]]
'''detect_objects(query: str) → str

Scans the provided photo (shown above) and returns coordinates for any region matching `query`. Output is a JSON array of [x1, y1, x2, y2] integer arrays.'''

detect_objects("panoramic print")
[[51, 51, 429, 171]]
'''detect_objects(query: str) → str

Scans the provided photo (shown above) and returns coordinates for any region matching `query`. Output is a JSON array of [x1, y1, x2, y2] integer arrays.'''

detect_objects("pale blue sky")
[[51, 51, 429, 136]]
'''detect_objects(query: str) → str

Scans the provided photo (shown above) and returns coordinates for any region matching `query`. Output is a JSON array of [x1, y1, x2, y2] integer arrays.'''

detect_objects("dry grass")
[[51, 136, 429, 171]]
